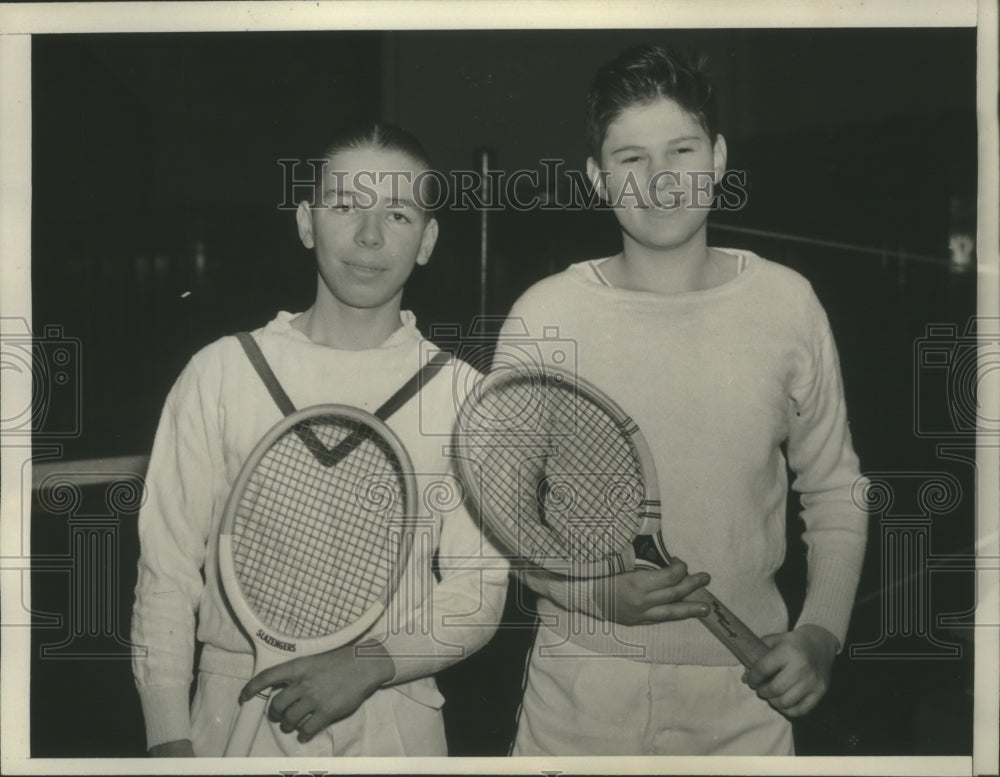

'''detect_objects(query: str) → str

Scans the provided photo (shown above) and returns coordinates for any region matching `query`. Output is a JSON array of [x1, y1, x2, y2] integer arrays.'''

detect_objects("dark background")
[[29, 28, 978, 758]]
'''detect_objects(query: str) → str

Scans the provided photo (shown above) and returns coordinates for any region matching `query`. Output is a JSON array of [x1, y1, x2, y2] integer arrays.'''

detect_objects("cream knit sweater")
[[496, 250, 868, 666]]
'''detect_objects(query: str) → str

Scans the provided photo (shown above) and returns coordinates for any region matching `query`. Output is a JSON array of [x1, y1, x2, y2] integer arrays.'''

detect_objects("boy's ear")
[[712, 134, 728, 183], [586, 157, 608, 201], [296, 200, 315, 249], [416, 216, 438, 266]]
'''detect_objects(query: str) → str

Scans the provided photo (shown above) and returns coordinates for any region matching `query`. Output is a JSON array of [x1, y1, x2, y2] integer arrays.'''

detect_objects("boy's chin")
[[623, 229, 703, 254], [323, 285, 406, 313], [618, 213, 709, 252]]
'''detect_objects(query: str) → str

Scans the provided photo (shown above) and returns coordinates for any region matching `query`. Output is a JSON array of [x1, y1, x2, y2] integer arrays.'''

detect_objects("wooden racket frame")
[[218, 403, 417, 756], [454, 365, 769, 668]]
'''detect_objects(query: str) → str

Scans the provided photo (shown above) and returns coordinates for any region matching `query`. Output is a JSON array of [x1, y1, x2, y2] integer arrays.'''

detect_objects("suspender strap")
[[235, 332, 297, 416], [373, 349, 451, 420], [235, 331, 452, 419]]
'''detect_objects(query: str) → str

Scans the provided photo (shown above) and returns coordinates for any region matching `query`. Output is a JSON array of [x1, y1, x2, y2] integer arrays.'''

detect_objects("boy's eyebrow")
[[321, 188, 418, 209], [608, 137, 704, 155], [384, 195, 417, 207], [321, 186, 378, 199], [608, 144, 646, 155]]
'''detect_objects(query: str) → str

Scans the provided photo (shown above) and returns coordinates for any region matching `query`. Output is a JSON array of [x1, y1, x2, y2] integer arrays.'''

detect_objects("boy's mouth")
[[628, 193, 687, 212], [651, 192, 686, 210], [343, 261, 386, 276], [635, 202, 684, 214]]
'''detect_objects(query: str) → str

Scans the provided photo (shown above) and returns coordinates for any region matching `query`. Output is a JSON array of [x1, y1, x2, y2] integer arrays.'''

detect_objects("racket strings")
[[232, 415, 407, 639], [464, 377, 645, 564]]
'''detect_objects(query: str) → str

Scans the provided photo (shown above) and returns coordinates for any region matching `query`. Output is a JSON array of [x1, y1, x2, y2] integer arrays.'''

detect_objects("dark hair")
[[322, 120, 433, 171], [315, 121, 436, 217], [586, 45, 718, 160]]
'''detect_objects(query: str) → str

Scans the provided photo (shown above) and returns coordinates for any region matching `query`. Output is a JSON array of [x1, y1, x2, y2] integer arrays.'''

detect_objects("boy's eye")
[[388, 212, 411, 223], [620, 155, 643, 164]]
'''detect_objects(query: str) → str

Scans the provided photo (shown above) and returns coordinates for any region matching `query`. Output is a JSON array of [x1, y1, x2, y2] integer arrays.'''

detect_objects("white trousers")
[[512, 625, 794, 756], [189, 669, 448, 757]]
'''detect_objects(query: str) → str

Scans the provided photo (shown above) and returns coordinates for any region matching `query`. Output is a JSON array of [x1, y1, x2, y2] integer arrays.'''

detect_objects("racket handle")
[[683, 587, 771, 669], [224, 690, 269, 757], [632, 533, 771, 669]]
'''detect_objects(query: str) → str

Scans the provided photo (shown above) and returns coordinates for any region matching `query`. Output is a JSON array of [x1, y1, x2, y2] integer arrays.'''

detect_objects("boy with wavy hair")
[[499, 45, 868, 756]]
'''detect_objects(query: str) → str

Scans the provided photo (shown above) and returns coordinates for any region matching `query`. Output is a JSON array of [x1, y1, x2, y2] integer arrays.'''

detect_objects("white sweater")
[[496, 250, 868, 666], [131, 311, 508, 749]]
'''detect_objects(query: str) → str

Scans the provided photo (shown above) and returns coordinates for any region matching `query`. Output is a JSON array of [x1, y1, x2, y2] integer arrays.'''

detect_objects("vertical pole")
[[478, 148, 492, 320]]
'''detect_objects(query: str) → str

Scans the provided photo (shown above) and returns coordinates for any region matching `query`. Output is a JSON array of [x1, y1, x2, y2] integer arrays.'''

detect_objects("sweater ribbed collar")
[[264, 309, 422, 350]]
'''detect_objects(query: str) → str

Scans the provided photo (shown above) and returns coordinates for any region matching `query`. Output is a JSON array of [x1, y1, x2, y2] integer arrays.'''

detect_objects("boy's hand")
[[743, 624, 839, 717], [148, 739, 194, 757], [600, 558, 712, 625], [239, 641, 396, 742]]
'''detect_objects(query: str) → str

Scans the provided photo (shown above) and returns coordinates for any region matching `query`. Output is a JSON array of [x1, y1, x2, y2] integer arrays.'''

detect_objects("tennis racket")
[[219, 404, 416, 756], [452, 364, 769, 668]]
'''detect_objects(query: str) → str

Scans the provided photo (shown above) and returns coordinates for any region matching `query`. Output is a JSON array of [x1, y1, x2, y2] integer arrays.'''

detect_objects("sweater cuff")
[[138, 685, 192, 750], [377, 630, 452, 685], [517, 568, 609, 621], [794, 556, 864, 651]]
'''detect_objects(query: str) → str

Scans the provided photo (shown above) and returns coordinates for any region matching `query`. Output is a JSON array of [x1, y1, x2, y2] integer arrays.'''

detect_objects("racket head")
[[454, 365, 664, 578], [219, 404, 417, 657]]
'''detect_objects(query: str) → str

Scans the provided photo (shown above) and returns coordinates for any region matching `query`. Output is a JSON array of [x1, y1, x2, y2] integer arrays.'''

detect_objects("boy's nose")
[[650, 169, 685, 208], [355, 214, 384, 248], [653, 169, 682, 190]]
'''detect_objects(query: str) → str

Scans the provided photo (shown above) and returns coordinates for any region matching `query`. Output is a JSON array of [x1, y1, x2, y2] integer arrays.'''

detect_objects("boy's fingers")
[[744, 633, 789, 686], [622, 559, 689, 591], [781, 691, 821, 718], [266, 689, 291, 722], [768, 684, 810, 714], [642, 573, 711, 606], [754, 670, 796, 700], [296, 716, 319, 742], [277, 698, 313, 733], [297, 711, 331, 742], [745, 649, 784, 688], [640, 600, 712, 623], [654, 558, 689, 584], [264, 683, 305, 723], [239, 677, 266, 703], [240, 676, 270, 704], [240, 664, 297, 702], [677, 572, 711, 596]]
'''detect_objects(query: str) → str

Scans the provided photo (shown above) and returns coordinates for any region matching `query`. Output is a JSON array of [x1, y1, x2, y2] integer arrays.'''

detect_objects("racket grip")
[[632, 533, 770, 668], [224, 691, 269, 757], [683, 587, 771, 669]]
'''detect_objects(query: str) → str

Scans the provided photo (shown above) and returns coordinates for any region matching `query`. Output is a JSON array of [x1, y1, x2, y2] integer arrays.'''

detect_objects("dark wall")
[[388, 28, 976, 170], [32, 33, 383, 459], [389, 28, 976, 318]]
